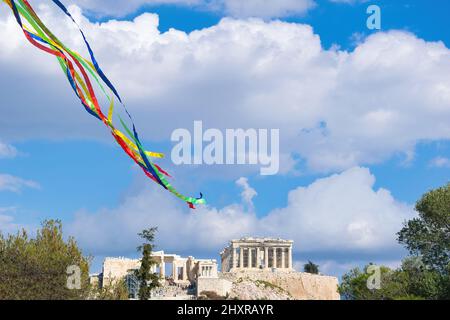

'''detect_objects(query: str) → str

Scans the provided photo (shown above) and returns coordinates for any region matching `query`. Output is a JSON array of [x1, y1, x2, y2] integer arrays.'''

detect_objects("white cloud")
[[71, 0, 202, 17], [1, 6, 449, 174], [0, 174, 40, 193], [67, 188, 257, 255], [0, 141, 17, 159], [429, 156, 450, 168], [70, 0, 315, 18], [236, 177, 257, 208], [261, 167, 414, 252], [218, 0, 316, 18], [67, 167, 415, 260]]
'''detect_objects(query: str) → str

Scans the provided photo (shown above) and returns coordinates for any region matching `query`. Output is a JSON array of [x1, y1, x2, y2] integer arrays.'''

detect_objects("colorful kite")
[[2, 0, 205, 209]]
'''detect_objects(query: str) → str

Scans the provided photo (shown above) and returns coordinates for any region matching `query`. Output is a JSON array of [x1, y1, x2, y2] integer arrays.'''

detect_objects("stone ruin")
[[90, 237, 340, 300]]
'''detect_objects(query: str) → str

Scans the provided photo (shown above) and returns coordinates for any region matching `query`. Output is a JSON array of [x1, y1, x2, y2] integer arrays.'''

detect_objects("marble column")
[[160, 259, 165, 278], [239, 247, 244, 269], [182, 264, 188, 281], [273, 247, 277, 268], [281, 249, 285, 269], [288, 247, 293, 269], [248, 248, 252, 268], [232, 247, 237, 269], [172, 262, 177, 280], [264, 247, 269, 268], [256, 247, 260, 268]]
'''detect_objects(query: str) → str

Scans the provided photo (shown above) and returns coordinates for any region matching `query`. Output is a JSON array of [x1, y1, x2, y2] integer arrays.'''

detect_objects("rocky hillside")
[[221, 271, 340, 300], [229, 277, 293, 300]]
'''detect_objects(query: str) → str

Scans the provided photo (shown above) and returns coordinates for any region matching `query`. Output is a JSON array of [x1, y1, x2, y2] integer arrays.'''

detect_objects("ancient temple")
[[220, 237, 294, 272], [91, 237, 340, 300]]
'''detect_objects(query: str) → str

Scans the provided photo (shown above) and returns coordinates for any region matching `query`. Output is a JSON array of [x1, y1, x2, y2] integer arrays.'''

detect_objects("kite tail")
[[2, 0, 205, 209]]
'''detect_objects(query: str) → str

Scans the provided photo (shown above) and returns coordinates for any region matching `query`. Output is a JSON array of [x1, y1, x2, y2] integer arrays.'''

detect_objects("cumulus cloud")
[[261, 167, 414, 252], [0, 174, 40, 193], [67, 167, 415, 260], [67, 187, 257, 255], [235, 177, 257, 208], [0, 141, 17, 159], [1, 6, 449, 174]]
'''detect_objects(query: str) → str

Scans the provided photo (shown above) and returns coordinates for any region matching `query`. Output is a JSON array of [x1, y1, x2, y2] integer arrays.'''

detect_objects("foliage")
[[255, 280, 285, 292], [198, 291, 226, 300], [338, 264, 395, 300], [254, 280, 291, 298], [339, 183, 450, 300], [134, 227, 160, 300], [0, 220, 91, 300], [91, 279, 129, 300], [398, 183, 450, 273], [303, 261, 319, 274], [339, 256, 449, 300]]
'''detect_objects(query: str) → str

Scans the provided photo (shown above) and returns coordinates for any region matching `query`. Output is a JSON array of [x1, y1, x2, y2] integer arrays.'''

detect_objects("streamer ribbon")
[[2, 0, 205, 208]]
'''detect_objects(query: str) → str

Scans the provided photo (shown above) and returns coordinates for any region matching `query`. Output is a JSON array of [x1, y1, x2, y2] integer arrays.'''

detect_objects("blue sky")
[[0, 0, 449, 276]]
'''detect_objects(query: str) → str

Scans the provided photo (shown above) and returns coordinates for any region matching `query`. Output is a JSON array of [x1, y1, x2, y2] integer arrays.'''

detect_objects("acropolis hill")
[[91, 237, 340, 300]]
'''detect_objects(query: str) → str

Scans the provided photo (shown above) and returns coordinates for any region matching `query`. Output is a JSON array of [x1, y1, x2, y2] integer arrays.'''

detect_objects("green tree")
[[135, 227, 160, 300], [398, 183, 450, 273], [338, 264, 396, 300], [0, 220, 91, 300], [339, 259, 448, 300], [92, 279, 129, 300], [339, 183, 450, 300], [303, 261, 319, 274], [395, 257, 444, 299]]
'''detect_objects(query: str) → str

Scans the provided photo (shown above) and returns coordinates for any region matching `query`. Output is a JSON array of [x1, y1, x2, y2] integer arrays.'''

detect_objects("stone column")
[[272, 248, 277, 268], [160, 259, 165, 278], [264, 246, 269, 268], [232, 247, 237, 269], [288, 247, 293, 269], [239, 247, 244, 269], [248, 248, 252, 268], [172, 262, 178, 280], [281, 249, 285, 269], [182, 263, 188, 281], [256, 247, 260, 268]]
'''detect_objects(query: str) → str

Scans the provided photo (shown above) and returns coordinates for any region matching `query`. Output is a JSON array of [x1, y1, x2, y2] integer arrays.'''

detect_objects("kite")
[[2, 0, 205, 209]]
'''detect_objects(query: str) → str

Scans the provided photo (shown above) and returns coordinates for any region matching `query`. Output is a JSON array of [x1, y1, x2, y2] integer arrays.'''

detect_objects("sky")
[[0, 0, 449, 278]]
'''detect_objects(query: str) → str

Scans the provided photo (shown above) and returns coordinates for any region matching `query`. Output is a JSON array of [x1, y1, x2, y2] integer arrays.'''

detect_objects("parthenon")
[[91, 237, 340, 300], [220, 237, 294, 272]]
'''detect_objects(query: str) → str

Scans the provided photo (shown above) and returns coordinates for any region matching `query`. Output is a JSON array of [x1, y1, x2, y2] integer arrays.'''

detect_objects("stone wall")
[[102, 258, 140, 286], [221, 270, 340, 300], [197, 278, 233, 298]]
